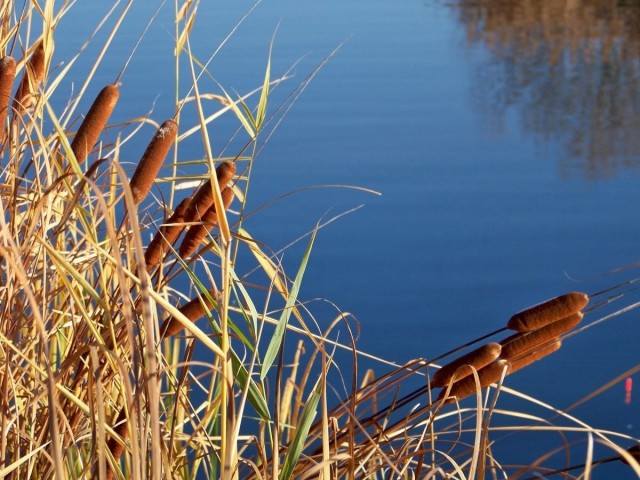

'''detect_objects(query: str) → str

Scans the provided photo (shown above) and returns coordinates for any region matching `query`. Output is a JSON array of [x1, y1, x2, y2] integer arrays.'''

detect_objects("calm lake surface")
[[59, 0, 640, 476]]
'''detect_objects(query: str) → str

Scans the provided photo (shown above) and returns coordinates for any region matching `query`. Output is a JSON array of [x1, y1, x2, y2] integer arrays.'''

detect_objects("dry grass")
[[0, 2, 638, 480]]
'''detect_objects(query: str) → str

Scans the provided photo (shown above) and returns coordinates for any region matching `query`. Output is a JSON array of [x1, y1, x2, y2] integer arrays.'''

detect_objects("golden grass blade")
[[507, 292, 588, 332], [0, 55, 15, 141], [70, 83, 119, 163], [178, 186, 234, 258], [129, 119, 178, 204], [431, 342, 502, 388]]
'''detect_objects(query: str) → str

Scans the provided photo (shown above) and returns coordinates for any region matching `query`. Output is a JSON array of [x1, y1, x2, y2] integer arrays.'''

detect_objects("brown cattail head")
[[438, 359, 509, 404], [507, 340, 562, 375], [71, 84, 120, 163], [129, 119, 178, 204], [105, 403, 137, 480], [145, 197, 191, 269], [431, 342, 502, 388], [621, 444, 640, 466], [507, 292, 588, 332], [0, 56, 16, 140], [159, 288, 218, 338], [501, 312, 582, 359], [184, 161, 236, 223], [13, 42, 46, 115], [178, 187, 234, 258]]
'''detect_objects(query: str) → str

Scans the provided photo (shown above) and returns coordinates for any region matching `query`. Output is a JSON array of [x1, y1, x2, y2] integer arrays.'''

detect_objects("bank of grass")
[[0, 1, 639, 479]]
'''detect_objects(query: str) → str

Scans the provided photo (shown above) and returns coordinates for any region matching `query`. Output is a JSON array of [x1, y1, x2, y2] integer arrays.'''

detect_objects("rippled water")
[[58, 0, 640, 475]]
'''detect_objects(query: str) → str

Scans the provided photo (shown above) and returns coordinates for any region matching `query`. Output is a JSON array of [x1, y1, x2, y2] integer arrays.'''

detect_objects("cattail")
[[431, 342, 502, 388], [145, 197, 191, 269], [0, 56, 16, 140], [621, 444, 640, 466], [507, 292, 588, 332], [105, 404, 136, 480], [159, 288, 218, 338], [184, 161, 236, 223], [507, 340, 562, 375], [13, 42, 46, 115], [438, 359, 509, 404], [71, 84, 119, 163], [129, 119, 178, 204], [179, 187, 234, 258], [501, 312, 582, 359]]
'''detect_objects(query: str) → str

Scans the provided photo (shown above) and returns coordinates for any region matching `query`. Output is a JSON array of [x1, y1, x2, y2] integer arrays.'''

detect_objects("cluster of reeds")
[[0, 2, 639, 480]]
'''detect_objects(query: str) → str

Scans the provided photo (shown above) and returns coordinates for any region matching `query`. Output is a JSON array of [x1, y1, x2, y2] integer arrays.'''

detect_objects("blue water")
[[56, 0, 640, 476]]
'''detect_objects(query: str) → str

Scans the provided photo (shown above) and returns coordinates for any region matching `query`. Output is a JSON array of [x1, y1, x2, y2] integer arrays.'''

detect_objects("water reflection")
[[448, 0, 640, 179]]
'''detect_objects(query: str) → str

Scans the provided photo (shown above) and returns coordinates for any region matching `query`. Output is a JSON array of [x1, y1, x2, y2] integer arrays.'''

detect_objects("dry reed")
[[431, 342, 502, 387], [178, 187, 234, 258], [12, 42, 45, 115], [129, 119, 178, 204], [159, 288, 218, 338], [184, 161, 236, 223], [507, 291, 588, 332], [0, 55, 15, 141], [71, 83, 120, 163], [438, 359, 509, 404], [507, 340, 562, 375], [145, 197, 191, 269], [501, 312, 583, 359]]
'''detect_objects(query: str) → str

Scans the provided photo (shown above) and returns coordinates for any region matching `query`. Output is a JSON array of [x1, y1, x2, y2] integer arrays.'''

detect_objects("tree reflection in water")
[[448, 0, 640, 179]]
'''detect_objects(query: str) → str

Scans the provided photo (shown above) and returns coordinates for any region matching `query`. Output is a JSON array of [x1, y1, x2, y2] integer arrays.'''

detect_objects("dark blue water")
[[56, 0, 640, 476]]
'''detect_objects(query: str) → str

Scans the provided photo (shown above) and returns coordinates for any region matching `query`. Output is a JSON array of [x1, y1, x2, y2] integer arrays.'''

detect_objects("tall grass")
[[0, 1, 638, 479]]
